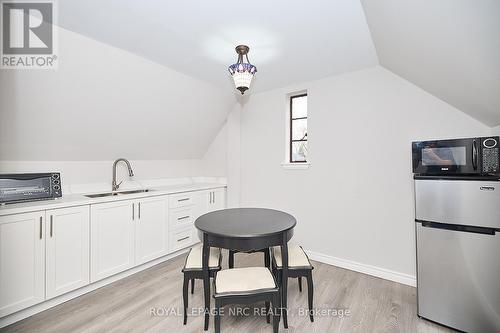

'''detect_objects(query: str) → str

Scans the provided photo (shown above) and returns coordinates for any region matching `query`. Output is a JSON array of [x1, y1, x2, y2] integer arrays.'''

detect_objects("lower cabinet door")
[[211, 188, 226, 211], [205, 188, 227, 213], [46, 206, 90, 299], [0, 212, 45, 317], [135, 196, 168, 265], [90, 200, 135, 282]]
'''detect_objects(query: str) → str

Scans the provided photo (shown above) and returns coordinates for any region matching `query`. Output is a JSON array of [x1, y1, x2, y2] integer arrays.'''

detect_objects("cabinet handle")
[[39, 216, 43, 239], [177, 215, 190, 221], [213, 191, 216, 204], [132, 203, 135, 221], [178, 198, 190, 202], [177, 236, 189, 242], [209, 191, 212, 204], [138, 202, 141, 219], [50, 215, 53, 237]]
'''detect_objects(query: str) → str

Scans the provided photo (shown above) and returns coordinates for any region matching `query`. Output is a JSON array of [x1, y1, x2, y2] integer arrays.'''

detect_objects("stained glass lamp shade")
[[228, 45, 257, 95]]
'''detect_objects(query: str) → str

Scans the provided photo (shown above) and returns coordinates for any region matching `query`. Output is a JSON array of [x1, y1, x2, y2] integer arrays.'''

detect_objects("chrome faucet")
[[112, 158, 134, 191]]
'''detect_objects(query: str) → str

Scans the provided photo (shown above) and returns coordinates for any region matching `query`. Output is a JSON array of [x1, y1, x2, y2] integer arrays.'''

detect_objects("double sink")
[[85, 189, 152, 198]]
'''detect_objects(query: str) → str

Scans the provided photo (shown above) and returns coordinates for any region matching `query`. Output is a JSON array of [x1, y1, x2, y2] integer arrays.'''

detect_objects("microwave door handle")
[[472, 140, 478, 170]]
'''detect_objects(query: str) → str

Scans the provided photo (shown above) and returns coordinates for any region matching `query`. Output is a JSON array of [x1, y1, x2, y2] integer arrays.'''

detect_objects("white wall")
[[492, 125, 500, 135], [232, 66, 490, 283], [0, 122, 228, 192], [202, 123, 228, 177], [226, 103, 243, 207], [0, 26, 233, 161]]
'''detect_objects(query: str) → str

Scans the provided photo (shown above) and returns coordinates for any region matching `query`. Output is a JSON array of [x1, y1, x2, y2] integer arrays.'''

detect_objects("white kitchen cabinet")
[[0, 186, 227, 321], [46, 206, 90, 299], [90, 200, 135, 282], [170, 205, 198, 248], [135, 196, 168, 265], [90, 196, 169, 282], [189, 188, 226, 243], [169, 226, 195, 253], [169, 206, 195, 231], [169, 192, 195, 209], [196, 188, 226, 216], [207, 188, 226, 212], [0, 212, 45, 317]]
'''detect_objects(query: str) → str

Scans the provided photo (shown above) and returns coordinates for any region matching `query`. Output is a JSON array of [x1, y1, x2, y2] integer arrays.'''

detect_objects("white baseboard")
[[305, 250, 416, 287], [0, 247, 191, 329]]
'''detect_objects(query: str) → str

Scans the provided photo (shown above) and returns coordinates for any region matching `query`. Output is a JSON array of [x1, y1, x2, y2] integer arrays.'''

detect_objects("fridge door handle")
[[419, 220, 496, 235]]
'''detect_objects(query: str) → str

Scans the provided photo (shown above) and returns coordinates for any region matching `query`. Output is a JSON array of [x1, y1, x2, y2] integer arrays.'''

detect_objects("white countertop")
[[0, 182, 226, 217]]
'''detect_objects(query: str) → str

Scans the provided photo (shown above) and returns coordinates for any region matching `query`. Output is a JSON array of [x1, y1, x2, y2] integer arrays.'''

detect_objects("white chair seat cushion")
[[184, 245, 220, 270], [215, 267, 276, 294], [273, 244, 311, 268]]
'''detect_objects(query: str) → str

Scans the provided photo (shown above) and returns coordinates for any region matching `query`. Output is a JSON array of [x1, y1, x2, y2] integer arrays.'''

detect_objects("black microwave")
[[0, 173, 62, 204], [412, 136, 499, 176]]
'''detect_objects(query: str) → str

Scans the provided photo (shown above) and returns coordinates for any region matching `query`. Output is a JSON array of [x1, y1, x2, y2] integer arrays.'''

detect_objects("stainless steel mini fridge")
[[415, 178, 500, 332]]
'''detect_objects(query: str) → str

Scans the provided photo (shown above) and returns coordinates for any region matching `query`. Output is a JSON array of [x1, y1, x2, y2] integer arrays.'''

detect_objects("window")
[[289, 93, 308, 163]]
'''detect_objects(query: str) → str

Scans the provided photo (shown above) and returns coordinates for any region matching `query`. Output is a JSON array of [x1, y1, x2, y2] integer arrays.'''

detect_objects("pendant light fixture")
[[228, 45, 257, 95]]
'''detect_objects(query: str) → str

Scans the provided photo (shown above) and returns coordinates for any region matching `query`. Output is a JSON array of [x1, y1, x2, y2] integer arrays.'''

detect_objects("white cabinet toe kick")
[[0, 186, 226, 328]]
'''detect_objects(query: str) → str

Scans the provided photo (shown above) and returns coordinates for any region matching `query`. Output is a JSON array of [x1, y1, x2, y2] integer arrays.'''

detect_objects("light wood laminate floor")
[[2, 251, 454, 333]]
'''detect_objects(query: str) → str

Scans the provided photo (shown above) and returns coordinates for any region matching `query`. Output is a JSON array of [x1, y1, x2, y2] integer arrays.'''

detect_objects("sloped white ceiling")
[[57, 0, 378, 94], [361, 0, 500, 126]]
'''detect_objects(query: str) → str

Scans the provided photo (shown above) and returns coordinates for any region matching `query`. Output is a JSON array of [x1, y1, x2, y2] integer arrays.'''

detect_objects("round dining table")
[[195, 207, 297, 331]]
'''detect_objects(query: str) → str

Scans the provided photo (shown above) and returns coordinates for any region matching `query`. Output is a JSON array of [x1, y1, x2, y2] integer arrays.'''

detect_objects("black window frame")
[[289, 93, 308, 163]]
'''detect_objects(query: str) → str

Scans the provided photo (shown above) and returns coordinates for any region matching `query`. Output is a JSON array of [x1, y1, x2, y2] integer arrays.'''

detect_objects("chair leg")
[[191, 278, 195, 294], [228, 250, 235, 269], [182, 276, 189, 325], [272, 293, 280, 333], [307, 271, 314, 322], [215, 299, 221, 333], [279, 270, 288, 328], [265, 301, 270, 324], [264, 248, 270, 268], [298, 276, 302, 292], [274, 269, 282, 287]]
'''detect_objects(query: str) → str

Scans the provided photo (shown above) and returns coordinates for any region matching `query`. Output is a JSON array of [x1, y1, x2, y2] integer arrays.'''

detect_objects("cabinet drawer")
[[169, 227, 193, 252], [169, 192, 195, 209], [169, 206, 195, 230]]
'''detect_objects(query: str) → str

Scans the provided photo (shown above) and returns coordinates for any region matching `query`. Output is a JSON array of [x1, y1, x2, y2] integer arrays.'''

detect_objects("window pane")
[[291, 141, 308, 162], [291, 95, 307, 118], [291, 119, 307, 140]]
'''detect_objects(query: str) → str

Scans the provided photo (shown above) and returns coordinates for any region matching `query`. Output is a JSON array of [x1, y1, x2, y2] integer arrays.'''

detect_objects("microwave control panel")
[[482, 137, 499, 174]]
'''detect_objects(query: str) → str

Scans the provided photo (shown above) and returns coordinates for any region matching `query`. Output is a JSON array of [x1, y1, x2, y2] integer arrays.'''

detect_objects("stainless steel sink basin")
[[85, 189, 152, 198], [118, 189, 152, 195], [85, 192, 119, 198]]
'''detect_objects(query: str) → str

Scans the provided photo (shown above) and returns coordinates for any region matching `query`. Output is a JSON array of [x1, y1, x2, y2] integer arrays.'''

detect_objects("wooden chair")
[[271, 244, 314, 326], [213, 267, 280, 333], [181, 244, 222, 325], [228, 248, 270, 268]]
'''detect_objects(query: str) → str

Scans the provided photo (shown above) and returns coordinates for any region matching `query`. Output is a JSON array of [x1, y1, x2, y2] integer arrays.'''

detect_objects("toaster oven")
[[0, 173, 62, 204]]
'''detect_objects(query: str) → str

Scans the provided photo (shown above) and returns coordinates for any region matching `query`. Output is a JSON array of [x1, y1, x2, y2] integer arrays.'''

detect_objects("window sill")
[[281, 162, 310, 170]]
